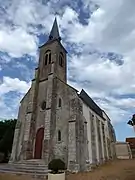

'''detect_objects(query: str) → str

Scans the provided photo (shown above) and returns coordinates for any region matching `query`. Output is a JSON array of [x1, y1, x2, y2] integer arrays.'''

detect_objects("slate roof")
[[48, 17, 61, 41], [79, 89, 104, 119], [39, 17, 67, 52]]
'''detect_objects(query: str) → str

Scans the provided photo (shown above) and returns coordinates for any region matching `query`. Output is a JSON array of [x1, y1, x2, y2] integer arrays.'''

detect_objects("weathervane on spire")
[[55, 10, 58, 16]]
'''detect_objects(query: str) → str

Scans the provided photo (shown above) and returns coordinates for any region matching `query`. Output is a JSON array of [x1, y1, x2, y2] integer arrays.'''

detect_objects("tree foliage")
[[0, 119, 17, 162]]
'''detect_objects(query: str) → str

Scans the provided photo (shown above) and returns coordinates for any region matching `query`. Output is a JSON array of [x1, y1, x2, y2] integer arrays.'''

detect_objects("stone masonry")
[[10, 18, 116, 172]]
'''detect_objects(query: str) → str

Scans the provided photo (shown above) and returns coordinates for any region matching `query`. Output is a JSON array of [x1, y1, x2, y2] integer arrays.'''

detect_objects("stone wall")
[[96, 117, 102, 163], [34, 76, 87, 172], [102, 111, 116, 160], [90, 112, 97, 164], [47, 77, 87, 171], [10, 89, 30, 162], [39, 41, 67, 83], [115, 142, 132, 159], [102, 122, 107, 160], [82, 102, 115, 167], [68, 121, 76, 162]]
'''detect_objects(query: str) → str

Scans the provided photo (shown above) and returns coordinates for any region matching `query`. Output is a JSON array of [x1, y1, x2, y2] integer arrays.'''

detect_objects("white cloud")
[[0, 0, 54, 58], [98, 100, 130, 124], [65, 0, 135, 55], [0, 54, 11, 63], [0, 95, 20, 119], [0, 76, 31, 119], [0, 27, 38, 57], [69, 78, 133, 124], [0, 1, 79, 58], [60, 0, 135, 124], [0, 76, 31, 96], [0, 0, 135, 126], [68, 52, 135, 123], [13, 61, 34, 81], [59, 6, 78, 30]]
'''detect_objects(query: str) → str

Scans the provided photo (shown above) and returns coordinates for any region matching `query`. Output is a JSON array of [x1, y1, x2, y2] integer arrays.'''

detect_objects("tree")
[[0, 119, 17, 162], [127, 114, 135, 127], [48, 159, 66, 174], [127, 120, 133, 126], [127, 114, 135, 134]]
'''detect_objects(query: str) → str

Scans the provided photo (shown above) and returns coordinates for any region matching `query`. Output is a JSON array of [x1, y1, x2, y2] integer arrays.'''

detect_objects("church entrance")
[[34, 127, 44, 159]]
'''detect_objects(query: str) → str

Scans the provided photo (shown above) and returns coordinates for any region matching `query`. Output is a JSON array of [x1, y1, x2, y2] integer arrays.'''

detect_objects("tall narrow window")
[[58, 98, 61, 107], [49, 53, 51, 64], [44, 50, 51, 66], [45, 54, 48, 65], [58, 130, 61, 141], [59, 52, 63, 67]]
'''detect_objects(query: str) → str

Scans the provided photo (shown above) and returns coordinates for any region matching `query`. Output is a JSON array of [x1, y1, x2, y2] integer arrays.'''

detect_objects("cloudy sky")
[[0, 0, 135, 141]]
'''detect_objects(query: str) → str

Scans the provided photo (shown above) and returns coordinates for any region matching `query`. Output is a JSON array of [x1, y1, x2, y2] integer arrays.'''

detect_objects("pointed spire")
[[48, 17, 61, 41]]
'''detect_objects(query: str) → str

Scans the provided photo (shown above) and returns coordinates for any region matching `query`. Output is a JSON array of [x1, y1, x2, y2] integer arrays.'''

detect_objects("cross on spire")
[[48, 17, 61, 41]]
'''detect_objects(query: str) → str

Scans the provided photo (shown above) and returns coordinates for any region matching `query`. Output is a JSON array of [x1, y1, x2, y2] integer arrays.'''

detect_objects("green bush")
[[48, 159, 66, 174]]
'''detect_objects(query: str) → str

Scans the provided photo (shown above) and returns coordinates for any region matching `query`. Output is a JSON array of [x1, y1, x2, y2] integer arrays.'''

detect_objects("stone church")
[[10, 18, 116, 172]]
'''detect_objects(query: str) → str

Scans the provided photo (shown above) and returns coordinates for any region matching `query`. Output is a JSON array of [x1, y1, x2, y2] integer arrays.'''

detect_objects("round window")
[[41, 101, 46, 110]]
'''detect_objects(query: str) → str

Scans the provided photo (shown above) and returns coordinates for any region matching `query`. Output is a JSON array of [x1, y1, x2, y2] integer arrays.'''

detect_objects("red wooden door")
[[34, 127, 44, 159]]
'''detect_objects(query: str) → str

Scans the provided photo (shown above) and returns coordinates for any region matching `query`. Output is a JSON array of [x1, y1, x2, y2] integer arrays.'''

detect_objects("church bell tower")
[[38, 17, 67, 83], [30, 18, 68, 162], [10, 17, 69, 166]]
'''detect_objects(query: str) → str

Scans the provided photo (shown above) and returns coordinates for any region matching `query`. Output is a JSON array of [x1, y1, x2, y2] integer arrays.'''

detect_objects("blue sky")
[[0, 0, 135, 141]]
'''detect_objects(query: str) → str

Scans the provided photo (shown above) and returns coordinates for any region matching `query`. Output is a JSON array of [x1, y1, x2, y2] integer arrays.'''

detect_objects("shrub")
[[48, 159, 66, 174], [0, 152, 4, 163]]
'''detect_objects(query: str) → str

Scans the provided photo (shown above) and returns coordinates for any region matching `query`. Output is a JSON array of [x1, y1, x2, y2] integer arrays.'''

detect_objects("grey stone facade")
[[10, 18, 116, 172]]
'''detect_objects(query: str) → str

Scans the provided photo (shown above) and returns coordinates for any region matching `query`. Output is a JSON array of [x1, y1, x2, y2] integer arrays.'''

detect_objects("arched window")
[[58, 130, 61, 141], [49, 53, 51, 64], [41, 101, 46, 110], [44, 50, 51, 66], [45, 54, 48, 65], [59, 52, 64, 67], [58, 98, 62, 107]]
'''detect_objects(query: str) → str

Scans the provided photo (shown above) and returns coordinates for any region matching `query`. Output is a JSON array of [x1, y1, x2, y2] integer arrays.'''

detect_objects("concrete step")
[[9, 161, 48, 172], [12, 163, 47, 168], [0, 161, 50, 176], [10, 166, 48, 172], [12, 166, 47, 171], [9, 159, 46, 165], [0, 166, 48, 174], [14, 168, 48, 173]]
